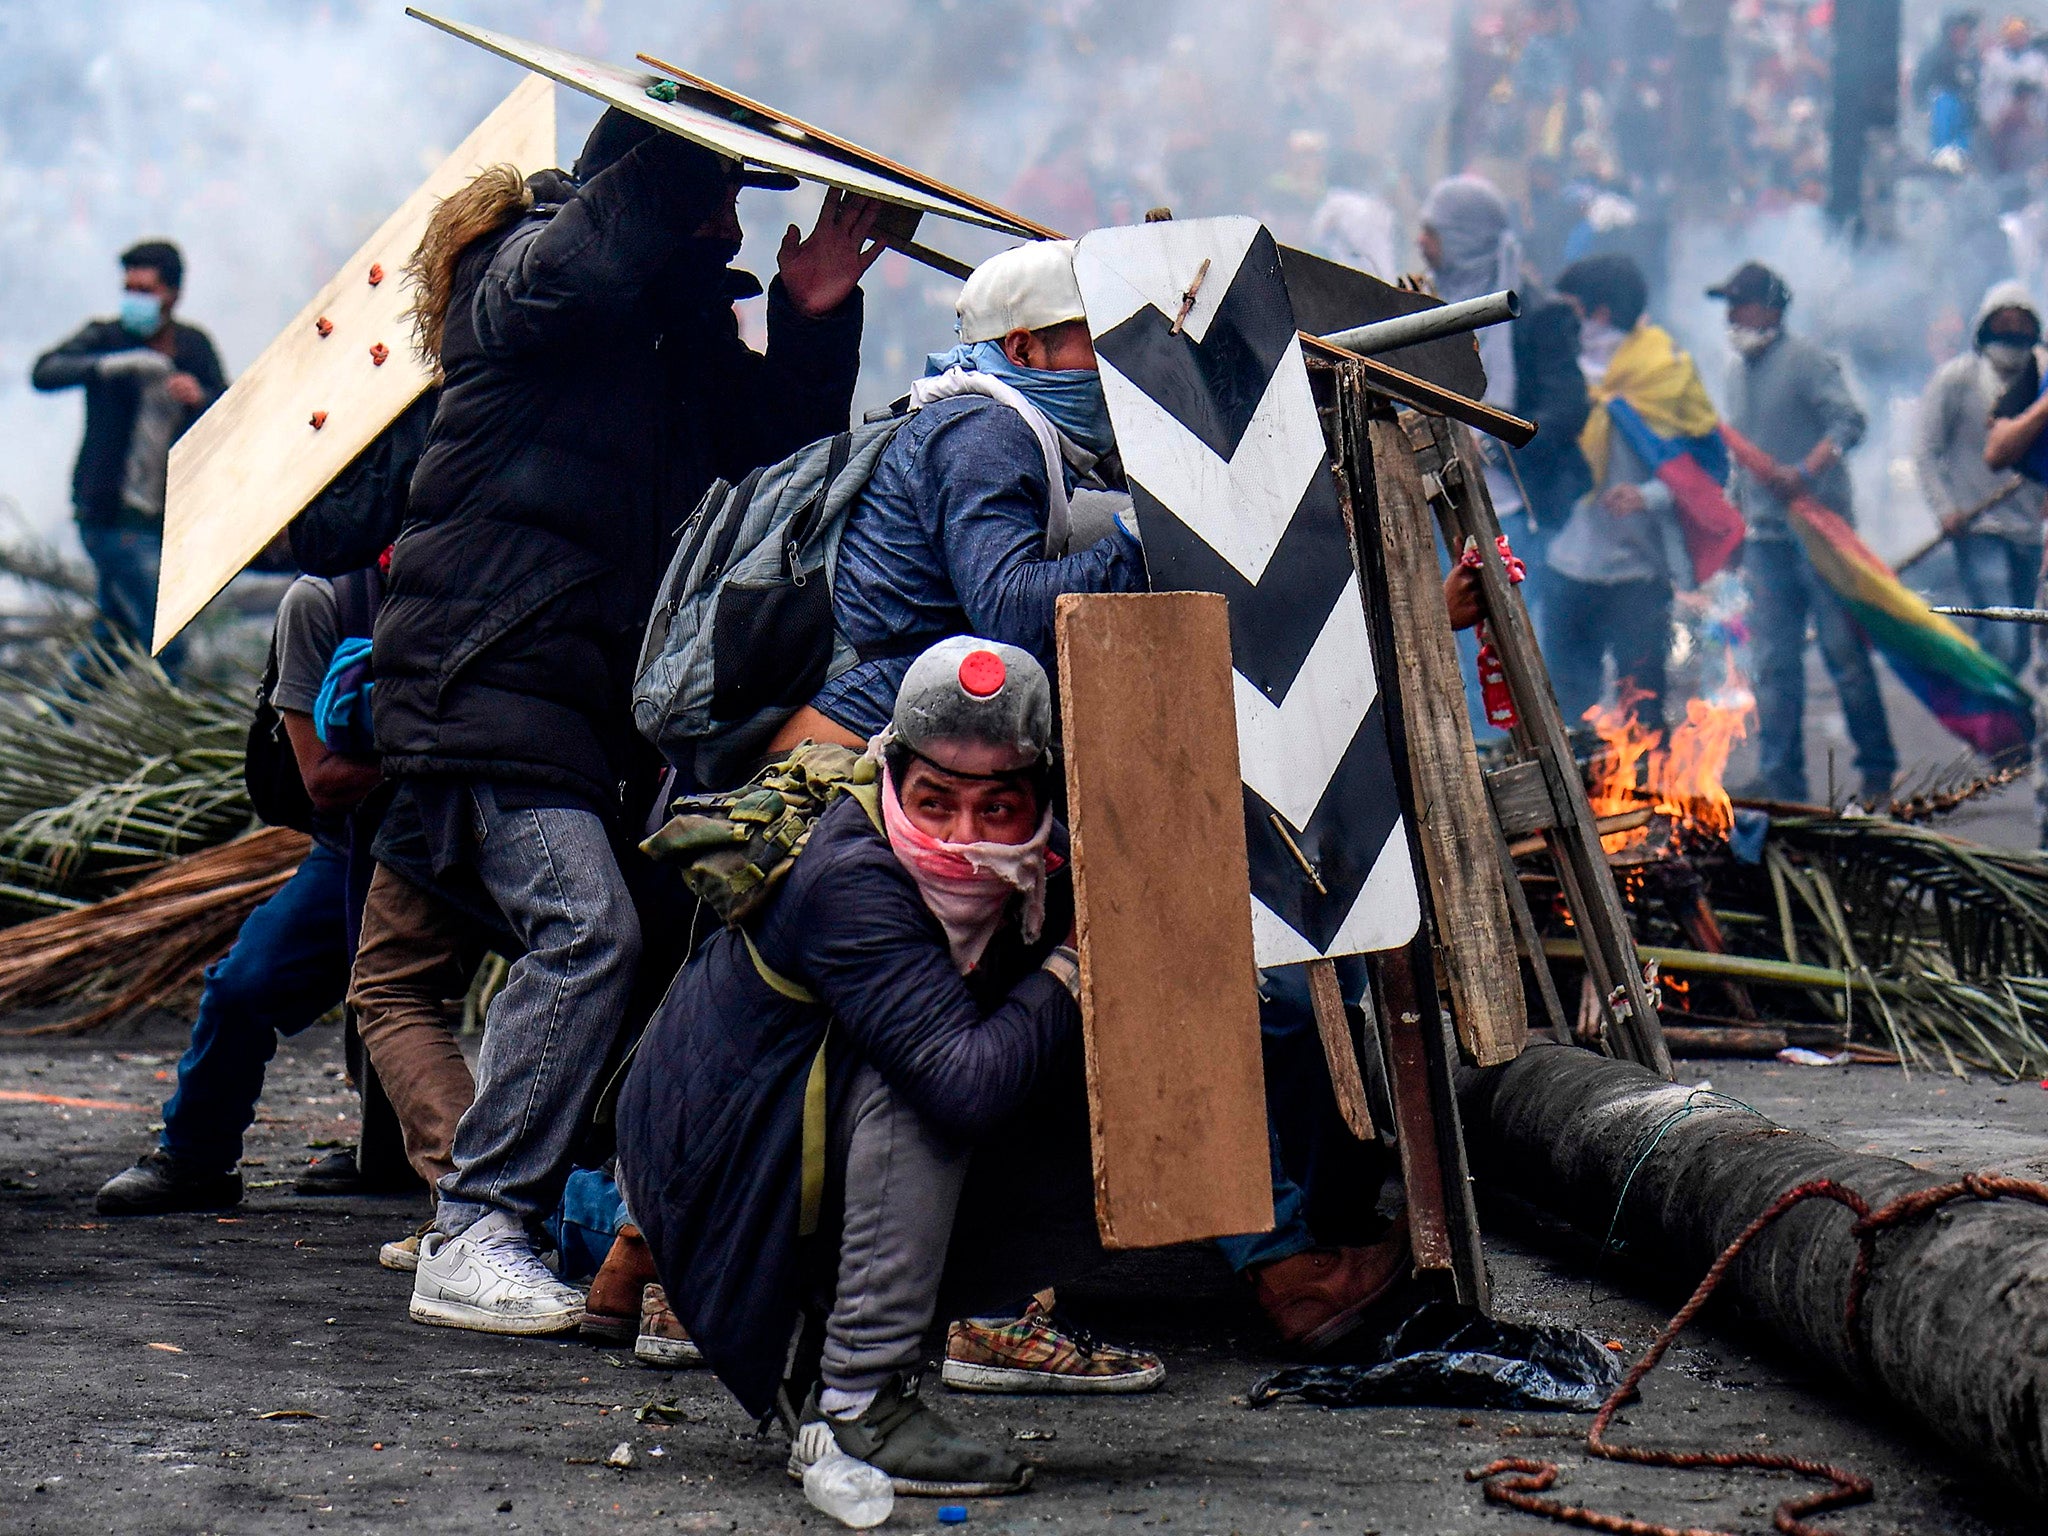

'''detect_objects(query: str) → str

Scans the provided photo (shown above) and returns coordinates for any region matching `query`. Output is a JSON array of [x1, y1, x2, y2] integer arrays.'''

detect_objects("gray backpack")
[[633, 420, 906, 789]]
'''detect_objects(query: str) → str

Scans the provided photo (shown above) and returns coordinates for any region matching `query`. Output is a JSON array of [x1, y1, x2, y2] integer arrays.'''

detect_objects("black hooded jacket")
[[1509, 294, 1594, 530], [372, 122, 864, 810]]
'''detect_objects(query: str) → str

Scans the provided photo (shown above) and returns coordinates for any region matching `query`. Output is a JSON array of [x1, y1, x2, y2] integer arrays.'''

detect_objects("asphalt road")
[[1, 1019, 2042, 1536]]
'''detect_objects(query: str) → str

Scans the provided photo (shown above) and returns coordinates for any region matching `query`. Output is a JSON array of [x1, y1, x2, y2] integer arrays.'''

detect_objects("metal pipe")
[[1319, 289, 1521, 357], [1932, 604, 2048, 626]]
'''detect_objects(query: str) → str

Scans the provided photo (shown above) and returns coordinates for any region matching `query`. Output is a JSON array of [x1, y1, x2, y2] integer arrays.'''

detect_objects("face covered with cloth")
[[870, 635, 1059, 972]]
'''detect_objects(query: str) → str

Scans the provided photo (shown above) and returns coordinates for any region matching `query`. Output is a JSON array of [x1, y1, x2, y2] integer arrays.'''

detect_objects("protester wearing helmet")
[[769, 239, 1146, 754], [619, 638, 1156, 1500]]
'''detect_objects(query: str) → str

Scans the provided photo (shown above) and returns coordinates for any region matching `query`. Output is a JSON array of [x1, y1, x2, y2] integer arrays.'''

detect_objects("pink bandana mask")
[[879, 760, 1052, 973]]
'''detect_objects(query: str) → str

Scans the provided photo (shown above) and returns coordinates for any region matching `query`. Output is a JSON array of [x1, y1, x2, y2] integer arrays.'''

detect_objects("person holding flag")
[[1538, 254, 1746, 727], [1716, 263, 2031, 794]]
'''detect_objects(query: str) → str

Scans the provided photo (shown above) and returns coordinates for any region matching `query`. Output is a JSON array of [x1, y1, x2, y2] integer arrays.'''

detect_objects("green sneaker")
[[787, 1373, 1032, 1497]]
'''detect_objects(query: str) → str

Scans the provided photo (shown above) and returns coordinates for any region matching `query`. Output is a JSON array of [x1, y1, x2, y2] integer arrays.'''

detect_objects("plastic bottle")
[[802, 1443, 894, 1529]]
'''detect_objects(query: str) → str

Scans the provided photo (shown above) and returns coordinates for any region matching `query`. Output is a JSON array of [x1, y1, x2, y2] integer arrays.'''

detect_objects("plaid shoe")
[[635, 1283, 704, 1368], [942, 1290, 1164, 1394]]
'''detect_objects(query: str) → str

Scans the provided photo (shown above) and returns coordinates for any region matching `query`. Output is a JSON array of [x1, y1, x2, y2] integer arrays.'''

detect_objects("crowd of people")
[[27, 4, 2048, 1517], [32, 109, 1463, 1505]]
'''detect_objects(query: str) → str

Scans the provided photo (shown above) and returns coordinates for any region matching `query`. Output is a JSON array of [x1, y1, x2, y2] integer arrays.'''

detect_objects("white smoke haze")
[[7, 0, 2036, 581], [0, 0, 1457, 549]]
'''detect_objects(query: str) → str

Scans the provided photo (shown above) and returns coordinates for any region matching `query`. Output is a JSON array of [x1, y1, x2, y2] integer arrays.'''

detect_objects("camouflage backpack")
[[640, 741, 882, 926]]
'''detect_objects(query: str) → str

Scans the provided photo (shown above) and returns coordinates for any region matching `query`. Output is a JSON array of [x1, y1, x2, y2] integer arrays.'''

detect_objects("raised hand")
[[777, 188, 886, 318]]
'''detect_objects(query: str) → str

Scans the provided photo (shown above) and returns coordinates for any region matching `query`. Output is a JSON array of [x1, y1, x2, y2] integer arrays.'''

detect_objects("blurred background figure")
[[29, 240, 225, 674]]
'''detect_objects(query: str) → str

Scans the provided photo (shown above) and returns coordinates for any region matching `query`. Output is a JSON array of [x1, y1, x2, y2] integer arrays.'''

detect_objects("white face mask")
[[1728, 324, 1779, 359], [1984, 340, 2034, 378], [1578, 318, 1627, 377]]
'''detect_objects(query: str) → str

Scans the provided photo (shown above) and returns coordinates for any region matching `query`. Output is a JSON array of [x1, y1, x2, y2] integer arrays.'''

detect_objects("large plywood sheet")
[[407, 10, 1038, 238], [1055, 592, 1273, 1250], [155, 77, 555, 652]]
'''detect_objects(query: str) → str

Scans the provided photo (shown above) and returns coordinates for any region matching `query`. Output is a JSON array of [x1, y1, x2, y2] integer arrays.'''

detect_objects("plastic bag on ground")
[[1246, 1299, 1623, 1412]]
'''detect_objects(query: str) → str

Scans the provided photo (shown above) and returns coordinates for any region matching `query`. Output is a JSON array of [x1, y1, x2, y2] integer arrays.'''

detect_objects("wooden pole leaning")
[[1318, 361, 1494, 1310], [1403, 411, 1671, 1077]]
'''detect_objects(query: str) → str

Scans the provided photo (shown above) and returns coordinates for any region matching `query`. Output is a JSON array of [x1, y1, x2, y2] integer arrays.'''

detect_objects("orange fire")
[[1583, 668, 1755, 852]]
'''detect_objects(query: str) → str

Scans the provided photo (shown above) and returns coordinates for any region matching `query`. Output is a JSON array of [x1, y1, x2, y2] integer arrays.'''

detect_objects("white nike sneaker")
[[409, 1210, 585, 1335]]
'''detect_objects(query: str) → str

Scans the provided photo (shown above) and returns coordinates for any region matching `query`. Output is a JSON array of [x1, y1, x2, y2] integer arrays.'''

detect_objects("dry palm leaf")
[[0, 827, 307, 1036]]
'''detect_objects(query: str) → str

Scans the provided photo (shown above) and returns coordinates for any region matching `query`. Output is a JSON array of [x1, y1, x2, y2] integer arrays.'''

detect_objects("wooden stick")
[[1306, 956, 1374, 1139], [880, 237, 974, 280], [1491, 815, 1572, 1045], [1894, 477, 2026, 573], [1415, 411, 1670, 1076], [636, 51, 1061, 238], [1302, 331, 1537, 447], [1505, 807, 1652, 858], [1170, 258, 1211, 336], [1373, 947, 1453, 1275], [1660, 1024, 1790, 1058]]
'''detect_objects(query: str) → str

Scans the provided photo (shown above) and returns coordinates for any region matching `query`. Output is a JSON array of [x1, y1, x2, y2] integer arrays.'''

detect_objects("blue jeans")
[[1953, 532, 2042, 674], [78, 523, 183, 675], [1539, 573, 1673, 727], [437, 783, 642, 1235], [1746, 538, 1898, 802], [1214, 960, 1389, 1273], [159, 843, 352, 1173]]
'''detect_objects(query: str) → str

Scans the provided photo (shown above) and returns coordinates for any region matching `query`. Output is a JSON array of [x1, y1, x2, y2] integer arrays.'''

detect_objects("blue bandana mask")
[[924, 340, 1115, 457], [118, 290, 164, 339]]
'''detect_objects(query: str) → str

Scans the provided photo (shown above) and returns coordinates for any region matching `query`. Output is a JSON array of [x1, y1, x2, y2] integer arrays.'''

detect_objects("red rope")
[[1467, 1172, 2048, 1535]]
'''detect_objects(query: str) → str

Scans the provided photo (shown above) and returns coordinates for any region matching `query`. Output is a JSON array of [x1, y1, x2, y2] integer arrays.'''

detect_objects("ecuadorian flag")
[[1580, 324, 1747, 585], [1722, 426, 2035, 760]]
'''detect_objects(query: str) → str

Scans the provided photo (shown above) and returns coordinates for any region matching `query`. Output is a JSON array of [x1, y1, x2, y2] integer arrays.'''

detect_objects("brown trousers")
[[347, 863, 491, 1190]]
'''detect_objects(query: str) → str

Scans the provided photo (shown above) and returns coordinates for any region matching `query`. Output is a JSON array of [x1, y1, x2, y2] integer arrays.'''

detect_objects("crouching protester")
[[619, 639, 1161, 1499], [772, 237, 1145, 751]]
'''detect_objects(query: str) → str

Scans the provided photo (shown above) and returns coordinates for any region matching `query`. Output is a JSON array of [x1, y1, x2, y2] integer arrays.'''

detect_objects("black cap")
[[1707, 261, 1792, 312]]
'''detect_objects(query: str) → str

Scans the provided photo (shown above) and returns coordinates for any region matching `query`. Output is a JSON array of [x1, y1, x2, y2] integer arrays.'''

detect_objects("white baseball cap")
[[956, 240, 1086, 344]]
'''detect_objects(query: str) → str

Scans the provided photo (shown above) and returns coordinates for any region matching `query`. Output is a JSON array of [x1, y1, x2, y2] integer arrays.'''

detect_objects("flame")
[[1582, 664, 1756, 853]]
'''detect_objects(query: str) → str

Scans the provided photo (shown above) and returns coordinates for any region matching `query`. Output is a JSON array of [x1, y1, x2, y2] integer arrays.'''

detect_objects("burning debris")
[[1518, 672, 2048, 1077]]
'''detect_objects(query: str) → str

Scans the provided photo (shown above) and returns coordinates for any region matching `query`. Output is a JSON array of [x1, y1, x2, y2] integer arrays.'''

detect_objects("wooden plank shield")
[[1055, 592, 1273, 1250], [154, 76, 556, 652]]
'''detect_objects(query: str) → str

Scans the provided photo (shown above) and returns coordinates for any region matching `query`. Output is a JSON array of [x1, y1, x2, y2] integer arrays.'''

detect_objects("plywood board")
[[636, 51, 1059, 240], [1074, 218, 1421, 966], [155, 77, 555, 652], [1056, 592, 1273, 1250], [408, 10, 1038, 239]]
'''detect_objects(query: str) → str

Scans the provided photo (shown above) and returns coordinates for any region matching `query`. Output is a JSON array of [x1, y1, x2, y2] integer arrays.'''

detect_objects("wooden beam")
[[1410, 413, 1671, 1077], [636, 50, 1062, 239], [1353, 411, 1527, 1067], [1306, 957, 1374, 1139], [1055, 592, 1274, 1250], [1301, 331, 1537, 446]]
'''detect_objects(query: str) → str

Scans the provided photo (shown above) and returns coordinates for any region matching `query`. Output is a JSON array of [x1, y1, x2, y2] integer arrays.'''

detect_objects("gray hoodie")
[[1723, 329, 1866, 537], [1913, 279, 2048, 545]]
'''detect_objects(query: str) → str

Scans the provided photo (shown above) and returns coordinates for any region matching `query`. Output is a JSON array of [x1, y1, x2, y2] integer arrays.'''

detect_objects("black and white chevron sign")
[[1075, 218, 1420, 965]]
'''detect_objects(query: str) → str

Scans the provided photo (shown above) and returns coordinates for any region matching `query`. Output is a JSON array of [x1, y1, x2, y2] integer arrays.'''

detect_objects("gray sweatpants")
[[821, 1064, 971, 1393], [819, 1058, 1103, 1394]]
